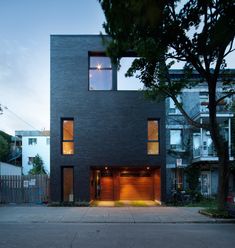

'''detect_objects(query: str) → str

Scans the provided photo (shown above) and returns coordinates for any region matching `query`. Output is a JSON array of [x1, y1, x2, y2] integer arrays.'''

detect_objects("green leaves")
[[28, 154, 47, 175]]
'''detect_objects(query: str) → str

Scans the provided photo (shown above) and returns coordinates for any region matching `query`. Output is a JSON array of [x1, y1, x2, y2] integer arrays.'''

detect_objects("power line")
[[0, 103, 41, 131]]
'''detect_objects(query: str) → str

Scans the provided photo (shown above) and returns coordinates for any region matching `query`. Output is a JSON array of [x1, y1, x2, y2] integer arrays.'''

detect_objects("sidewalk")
[[0, 206, 235, 223]]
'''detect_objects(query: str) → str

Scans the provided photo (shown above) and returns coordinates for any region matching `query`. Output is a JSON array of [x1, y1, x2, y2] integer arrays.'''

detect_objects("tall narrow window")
[[62, 167, 74, 202], [89, 56, 112, 90], [147, 120, 159, 155], [62, 119, 74, 155]]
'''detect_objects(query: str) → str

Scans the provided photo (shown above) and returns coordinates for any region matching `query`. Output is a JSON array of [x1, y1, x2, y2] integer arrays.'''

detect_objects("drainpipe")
[[200, 118, 203, 158], [228, 118, 231, 158]]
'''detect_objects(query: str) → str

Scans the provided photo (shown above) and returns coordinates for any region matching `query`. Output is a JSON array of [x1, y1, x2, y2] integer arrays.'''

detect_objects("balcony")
[[192, 143, 235, 163], [189, 102, 233, 122]]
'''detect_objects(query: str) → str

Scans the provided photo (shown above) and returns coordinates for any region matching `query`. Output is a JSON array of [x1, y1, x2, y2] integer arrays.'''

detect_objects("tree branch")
[[215, 92, 235, 105]]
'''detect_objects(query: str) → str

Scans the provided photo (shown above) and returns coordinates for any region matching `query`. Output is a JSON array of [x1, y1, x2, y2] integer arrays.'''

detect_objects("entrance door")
[[120, 170, 153, 200], [98, 170, 114, 201], [201, 171, 211, 196]]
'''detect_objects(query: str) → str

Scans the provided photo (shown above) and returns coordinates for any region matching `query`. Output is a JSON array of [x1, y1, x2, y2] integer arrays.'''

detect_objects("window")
[[199, 92, 209, 112], [117, 57, 144, 90], [28, 157, 34, 165], [89, 56, 112, 90], [46, 138, 50, 145], [170, 130, 182, 150], [169, 96, 182, 114], [147, 120, 159, 155], [28, 138, 37, 145], [62, 167, 74, 202], [62, 119, 74, 155]]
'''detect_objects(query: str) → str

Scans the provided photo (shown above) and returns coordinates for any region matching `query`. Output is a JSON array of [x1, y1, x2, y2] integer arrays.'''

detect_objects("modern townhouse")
[[50, 35, 166, 203]]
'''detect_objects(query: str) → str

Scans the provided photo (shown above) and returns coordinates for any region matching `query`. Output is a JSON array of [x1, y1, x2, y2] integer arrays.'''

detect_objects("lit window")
[[89, 56, 112, 90], [62, 119, 74, 155], [147, 120, 159, 155], [170, 130, 182, 150], [28, 138, 37, 145]]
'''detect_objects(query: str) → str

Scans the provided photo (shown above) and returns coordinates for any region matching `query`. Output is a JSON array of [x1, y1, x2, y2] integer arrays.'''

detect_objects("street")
[[0, 223, 235, 248]]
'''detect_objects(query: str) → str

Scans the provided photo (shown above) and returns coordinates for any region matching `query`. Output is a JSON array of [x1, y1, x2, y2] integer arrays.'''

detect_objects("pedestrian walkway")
[[0, 206, 234, 223]]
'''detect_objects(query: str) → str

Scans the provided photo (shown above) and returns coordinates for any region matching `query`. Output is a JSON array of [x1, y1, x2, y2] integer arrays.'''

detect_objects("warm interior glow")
[[62, 142, 74, 155], [147, 142, 159, 155], [148, 120, 159, 140], [63, 120, 74, 140]]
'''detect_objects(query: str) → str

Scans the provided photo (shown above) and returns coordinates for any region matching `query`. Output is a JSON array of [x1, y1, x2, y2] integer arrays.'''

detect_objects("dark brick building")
[[50, 35, 166, 203]]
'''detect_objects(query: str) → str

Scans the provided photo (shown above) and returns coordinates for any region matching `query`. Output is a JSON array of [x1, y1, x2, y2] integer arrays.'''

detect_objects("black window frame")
[[28, 138, 37, 145], [147, 119, 160, 155], [88, 52, 114, 91], [61, 118, 74, 156]]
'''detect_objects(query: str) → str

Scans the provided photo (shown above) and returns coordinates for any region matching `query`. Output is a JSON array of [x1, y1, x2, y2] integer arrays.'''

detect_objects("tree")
[[99, 0, 235, 210], [28, 154, 47, 175], [0, 135, 10, 162]]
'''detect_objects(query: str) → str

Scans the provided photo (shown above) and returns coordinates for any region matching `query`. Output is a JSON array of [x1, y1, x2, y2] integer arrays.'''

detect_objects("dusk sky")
[[0, 0, 234, 135], [0, 0, 105, 135]]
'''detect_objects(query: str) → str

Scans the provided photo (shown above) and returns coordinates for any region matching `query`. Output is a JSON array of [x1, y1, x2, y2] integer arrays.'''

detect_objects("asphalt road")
[[0, 223, 234, 248]]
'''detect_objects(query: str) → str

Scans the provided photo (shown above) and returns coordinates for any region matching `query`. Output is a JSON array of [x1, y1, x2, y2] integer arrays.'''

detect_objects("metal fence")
[[0, 175, 49, 204]]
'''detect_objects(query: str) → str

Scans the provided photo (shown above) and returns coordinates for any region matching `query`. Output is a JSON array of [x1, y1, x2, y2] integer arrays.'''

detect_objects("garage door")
[[120, 171, 153, 200]]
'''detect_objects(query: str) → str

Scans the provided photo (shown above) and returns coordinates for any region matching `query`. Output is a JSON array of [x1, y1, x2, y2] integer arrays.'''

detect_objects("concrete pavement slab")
[[0, 205, 234, 223]]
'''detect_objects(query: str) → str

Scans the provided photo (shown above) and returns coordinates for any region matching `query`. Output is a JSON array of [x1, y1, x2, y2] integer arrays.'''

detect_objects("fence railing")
[[0, 174, 49, 204]]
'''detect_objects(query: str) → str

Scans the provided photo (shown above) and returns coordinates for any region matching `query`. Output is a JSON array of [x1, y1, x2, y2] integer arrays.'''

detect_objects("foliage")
[[200, 208, 231, 218], [0, 135, 10, 162], [99, 0, 235, 210], [28, 154, 47, 175], [185, 166, 200, 192]]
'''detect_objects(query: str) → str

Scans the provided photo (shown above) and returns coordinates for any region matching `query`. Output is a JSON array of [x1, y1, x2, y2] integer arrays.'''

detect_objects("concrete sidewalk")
[[0, 206, 234, 223]]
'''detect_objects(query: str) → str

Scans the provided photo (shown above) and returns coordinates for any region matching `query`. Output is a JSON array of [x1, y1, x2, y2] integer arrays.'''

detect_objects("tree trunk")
[[208, 80, 230, 211], [217, 142, 229, 210]]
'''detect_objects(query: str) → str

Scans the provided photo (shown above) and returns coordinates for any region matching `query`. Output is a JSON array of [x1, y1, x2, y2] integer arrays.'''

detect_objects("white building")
[[15, 130, 50, 175]]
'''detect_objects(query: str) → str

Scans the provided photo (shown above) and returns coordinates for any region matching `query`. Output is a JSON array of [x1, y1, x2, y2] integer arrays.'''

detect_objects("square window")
[[28, 138, 37, 145], [62, 142, 74, 155], [147, 142, 159, 155]]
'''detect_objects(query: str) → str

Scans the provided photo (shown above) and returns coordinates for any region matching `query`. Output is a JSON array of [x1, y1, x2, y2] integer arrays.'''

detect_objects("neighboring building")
[[8, 135, 22, 166], [0, 162, 22, 175], [166, 70, 235, 199], [50, 35, 166, 203], [15, 130, 50, 175]]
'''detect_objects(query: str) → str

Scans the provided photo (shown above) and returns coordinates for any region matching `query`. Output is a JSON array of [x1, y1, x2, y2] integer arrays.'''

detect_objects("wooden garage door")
[[120, 171, 153, 200], [100, 176, 114, 200]]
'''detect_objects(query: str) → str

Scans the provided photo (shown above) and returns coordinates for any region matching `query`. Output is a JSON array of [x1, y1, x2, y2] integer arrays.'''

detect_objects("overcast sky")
[[0, 0, 234, 136]]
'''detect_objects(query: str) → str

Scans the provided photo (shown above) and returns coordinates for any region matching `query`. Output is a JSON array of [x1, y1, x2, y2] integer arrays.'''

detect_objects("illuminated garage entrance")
[[90, 167, 161, 202]]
